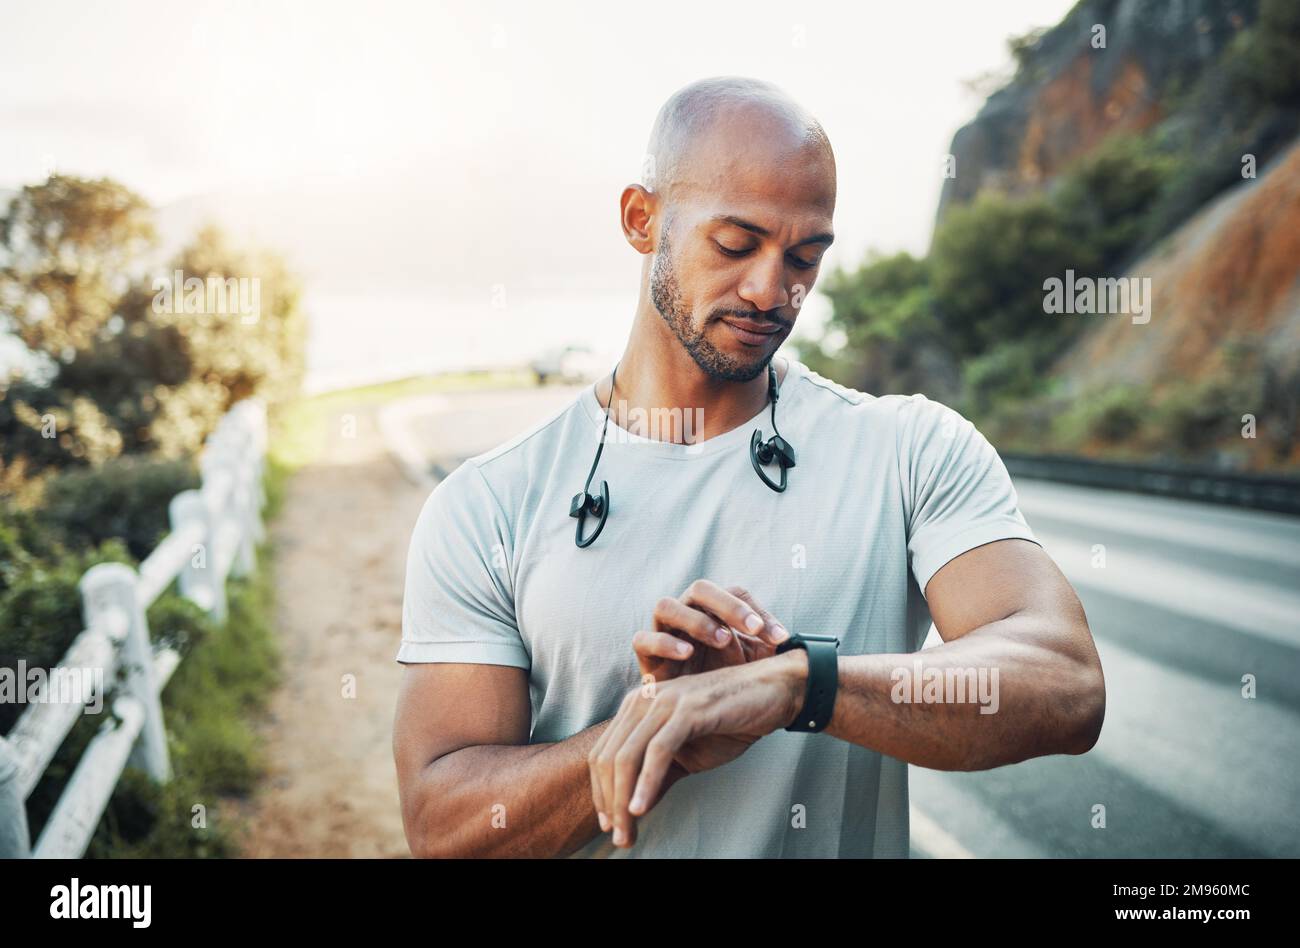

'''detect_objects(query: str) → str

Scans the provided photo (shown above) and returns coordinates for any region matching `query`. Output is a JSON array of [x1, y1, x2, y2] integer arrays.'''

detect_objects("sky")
[[0, 0, 1077, 387]]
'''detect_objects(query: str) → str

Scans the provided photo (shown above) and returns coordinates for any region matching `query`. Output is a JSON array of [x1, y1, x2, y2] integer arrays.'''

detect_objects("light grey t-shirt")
[[398, 357, 1038, 857]]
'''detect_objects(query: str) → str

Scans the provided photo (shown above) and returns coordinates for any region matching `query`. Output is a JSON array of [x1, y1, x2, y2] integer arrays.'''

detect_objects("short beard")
[[649, 225, 771, 383]]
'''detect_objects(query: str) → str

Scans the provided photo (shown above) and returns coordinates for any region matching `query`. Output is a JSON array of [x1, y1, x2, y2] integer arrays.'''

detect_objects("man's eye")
[[715, 242, 752, 258], [789, 255, 818, 270]]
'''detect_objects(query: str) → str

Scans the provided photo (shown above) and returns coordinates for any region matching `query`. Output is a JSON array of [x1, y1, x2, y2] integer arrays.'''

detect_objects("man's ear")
[[620, 184, 657, 254]]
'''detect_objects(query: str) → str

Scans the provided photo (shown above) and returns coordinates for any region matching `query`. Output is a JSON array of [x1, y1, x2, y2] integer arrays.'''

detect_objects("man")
[[393, 76, 1105, 857]]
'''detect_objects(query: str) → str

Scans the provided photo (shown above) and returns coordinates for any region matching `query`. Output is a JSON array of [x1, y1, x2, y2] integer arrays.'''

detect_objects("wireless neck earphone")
[[569, 359, 797, 548]]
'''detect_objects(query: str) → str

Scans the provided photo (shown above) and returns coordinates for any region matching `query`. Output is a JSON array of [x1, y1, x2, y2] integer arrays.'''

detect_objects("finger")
[[599, 690, 652, 846], [632, 628, 695, 663], [713, 622, 764, 665], [612, 696, 673, 847], [726, 586, 790, 647], [727, 627, 769, 662], [597, 696, 642, 834], [653, 596, 729, 649], [587, 729, 611, 833], [680, 580, 771, 642], [737, 631, 774, 662], [631, 713, 695, 818]]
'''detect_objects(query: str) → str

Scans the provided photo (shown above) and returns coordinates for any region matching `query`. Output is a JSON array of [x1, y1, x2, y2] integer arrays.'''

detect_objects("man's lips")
[[719, 317, 783, 345]]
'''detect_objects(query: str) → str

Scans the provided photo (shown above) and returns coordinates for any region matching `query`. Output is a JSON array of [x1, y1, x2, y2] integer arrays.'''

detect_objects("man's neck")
[[595, 335, 789, 445]]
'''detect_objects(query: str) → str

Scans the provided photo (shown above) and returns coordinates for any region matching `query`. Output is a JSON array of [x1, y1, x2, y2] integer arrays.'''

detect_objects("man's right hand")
[[632, 580, 790, 683]]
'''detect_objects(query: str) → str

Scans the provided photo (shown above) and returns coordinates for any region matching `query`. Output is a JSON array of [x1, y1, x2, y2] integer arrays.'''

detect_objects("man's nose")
[[737, 253, 790, 313]]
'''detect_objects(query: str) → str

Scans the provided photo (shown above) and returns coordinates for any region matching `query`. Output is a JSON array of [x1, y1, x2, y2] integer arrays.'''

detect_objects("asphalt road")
[[912, 479, 1300, 858], [384, 384, 1300, 858]]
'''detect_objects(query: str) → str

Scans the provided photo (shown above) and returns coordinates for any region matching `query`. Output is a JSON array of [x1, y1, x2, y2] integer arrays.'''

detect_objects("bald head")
[[644, 76, 835, 211]]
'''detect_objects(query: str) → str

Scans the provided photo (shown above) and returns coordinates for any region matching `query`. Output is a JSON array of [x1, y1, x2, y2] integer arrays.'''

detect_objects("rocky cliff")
[[937, 0, 1259, 223]]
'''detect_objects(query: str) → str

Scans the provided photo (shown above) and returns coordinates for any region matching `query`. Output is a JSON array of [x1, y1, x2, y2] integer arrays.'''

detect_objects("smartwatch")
[[774, 633, 840, 732]]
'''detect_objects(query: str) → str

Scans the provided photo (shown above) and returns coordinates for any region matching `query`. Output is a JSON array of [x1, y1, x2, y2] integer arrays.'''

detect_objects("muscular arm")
[[816, 537, 1106, 770], [592, 539, 1107, 843], [392, 662, 686, 857]]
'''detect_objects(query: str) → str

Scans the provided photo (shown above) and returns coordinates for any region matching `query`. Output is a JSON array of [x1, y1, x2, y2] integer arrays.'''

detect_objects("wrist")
[[770, 648, 809, 731]]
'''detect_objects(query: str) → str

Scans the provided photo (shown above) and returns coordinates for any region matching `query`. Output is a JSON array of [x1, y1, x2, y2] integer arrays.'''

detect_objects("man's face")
[[649, 139, 835, 383]]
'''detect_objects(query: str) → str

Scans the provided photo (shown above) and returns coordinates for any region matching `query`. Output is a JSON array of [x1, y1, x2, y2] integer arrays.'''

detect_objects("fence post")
[[0, 737, 31, 857], [170, 489, 227, 624], [231, 439, 257, 578], [201, 443, 241, 586], [249, 406, 267, 545], [79, 563, 171, 783]]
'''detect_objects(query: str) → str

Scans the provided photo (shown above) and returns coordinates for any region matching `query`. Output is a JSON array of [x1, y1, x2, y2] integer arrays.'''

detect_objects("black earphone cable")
[[581, 360, 619, 498], [573, 357, 792, 547], [767, 361, 784, 440]]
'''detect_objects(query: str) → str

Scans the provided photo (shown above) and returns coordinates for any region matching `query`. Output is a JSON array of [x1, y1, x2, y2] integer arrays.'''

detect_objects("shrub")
[[1050, 384, 1151, 452], [1085, 387, 1148, 444], [39, 456, 199, 561], [23, 545, 280, 856], [0, 502, 61, 596], [146, 591, 215, 657], [1228, 0, 1300, 107], [86, 555, 280, 855], [86, 767, 237, 859], [1053, 134, 1181, 266], [960, 338, 1059, 420], [1153, 381, 1238, 458], [0, 539, 132, 735]]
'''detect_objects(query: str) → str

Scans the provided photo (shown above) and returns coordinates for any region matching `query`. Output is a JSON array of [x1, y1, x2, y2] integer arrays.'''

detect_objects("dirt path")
[[232, 403, 425, 857]]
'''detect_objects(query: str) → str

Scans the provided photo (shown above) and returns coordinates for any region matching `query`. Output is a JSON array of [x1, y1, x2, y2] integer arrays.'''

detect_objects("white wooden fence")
[[0, 399, 268, 858]]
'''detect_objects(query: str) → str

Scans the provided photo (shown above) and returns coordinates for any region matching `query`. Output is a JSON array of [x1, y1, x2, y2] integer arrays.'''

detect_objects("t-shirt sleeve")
[[397, 460, 529, 668], [897, 393, 1039, 598]]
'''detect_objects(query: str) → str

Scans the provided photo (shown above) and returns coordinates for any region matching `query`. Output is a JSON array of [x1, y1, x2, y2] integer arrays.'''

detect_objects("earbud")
[[750, 430, 796, 491], [570, 481, 610, 548], [749, 363, 797, 493], [570, 363, 620, 549]]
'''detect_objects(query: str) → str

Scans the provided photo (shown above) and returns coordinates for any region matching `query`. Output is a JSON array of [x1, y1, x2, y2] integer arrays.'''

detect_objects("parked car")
[[529, 345, 603, 385]]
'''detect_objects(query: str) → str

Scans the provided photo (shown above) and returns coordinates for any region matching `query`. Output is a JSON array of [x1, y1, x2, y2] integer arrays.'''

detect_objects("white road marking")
[[910, 805, 976, 859]]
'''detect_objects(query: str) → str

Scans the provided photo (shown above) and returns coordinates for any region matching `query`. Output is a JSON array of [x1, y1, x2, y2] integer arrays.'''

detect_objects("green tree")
[[1054, 134, 1179, 266], [1230, 0, 1300, 106], [1, 176, 305, 479], [813, 252, 959, 397], [0, 176, 155, 359], [929, 192, 1096, 357]]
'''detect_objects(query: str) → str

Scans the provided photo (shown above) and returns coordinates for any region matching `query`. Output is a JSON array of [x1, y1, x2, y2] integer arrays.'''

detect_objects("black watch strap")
[[775, 634, 840, 732]]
